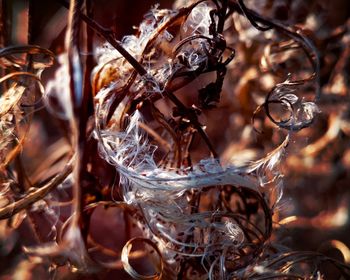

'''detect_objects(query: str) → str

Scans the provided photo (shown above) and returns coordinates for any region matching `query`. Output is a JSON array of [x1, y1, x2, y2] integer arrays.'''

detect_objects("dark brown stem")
[[228, 0, 320, 99], [0, 159, 73, 220], [57, 0, 147, 76], [0, 0, 7, 48], [217, 0, 228, 34], [163, 89, 219, 158], [59, 0, 220, 159]]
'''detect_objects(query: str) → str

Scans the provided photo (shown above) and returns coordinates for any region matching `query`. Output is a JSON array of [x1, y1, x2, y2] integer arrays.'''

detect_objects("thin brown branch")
[[0, 159, 73, 220]]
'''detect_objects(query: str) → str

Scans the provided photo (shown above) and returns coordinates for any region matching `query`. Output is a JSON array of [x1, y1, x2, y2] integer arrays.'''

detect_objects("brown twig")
[[0, 158, 73, 220]]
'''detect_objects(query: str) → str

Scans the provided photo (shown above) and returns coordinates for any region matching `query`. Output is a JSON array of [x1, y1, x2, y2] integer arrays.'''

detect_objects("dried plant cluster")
[[0, 0, 350, 279]]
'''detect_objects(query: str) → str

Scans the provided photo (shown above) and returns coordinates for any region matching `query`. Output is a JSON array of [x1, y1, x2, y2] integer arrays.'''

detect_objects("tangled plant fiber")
[[1, 0, 350, 279]]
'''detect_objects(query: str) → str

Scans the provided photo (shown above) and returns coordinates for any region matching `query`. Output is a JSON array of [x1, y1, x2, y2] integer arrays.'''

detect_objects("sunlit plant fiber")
[[0, 0, 350, 279]]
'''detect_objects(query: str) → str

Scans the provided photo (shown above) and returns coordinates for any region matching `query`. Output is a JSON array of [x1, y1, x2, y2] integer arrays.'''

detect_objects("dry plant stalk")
[[0, 0, 350, 279]]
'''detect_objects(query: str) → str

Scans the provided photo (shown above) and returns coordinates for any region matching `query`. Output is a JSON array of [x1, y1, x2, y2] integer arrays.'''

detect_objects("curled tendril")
[[1, 0, 349, 279], [0, 45, 55, 70], [121, 237, 164, 280], [237, 0, 272, 31], [89, 1, 326, 278]]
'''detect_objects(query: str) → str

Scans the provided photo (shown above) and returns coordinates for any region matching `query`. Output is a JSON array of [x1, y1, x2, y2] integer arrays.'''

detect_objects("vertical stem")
[[82, 0, 94, 123], [27, 0, 33, 44], [217, 0, 228, 34], [78, 0, 95, 241], [66, 0, 84, 234], [65, 0, 98, 269], [0, 0, 8, 95], [57, 0, 147, 76], [0, 0, 7, 47]]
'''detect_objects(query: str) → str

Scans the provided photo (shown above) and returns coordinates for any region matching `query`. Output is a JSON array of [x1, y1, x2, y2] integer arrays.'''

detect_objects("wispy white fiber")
[[45, 54, 73, 120]]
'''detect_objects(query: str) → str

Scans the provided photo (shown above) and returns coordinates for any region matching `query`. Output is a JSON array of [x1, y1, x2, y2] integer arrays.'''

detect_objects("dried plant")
[[1, 0, 350, 279]]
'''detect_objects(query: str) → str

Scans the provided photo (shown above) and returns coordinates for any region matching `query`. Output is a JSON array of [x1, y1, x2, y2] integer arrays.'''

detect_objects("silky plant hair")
[[0, 0, 350, 279]]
